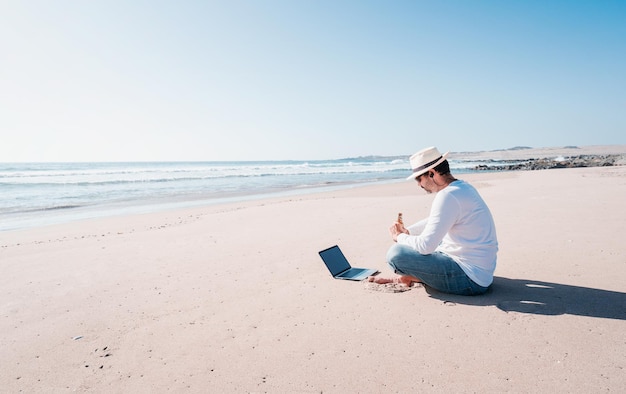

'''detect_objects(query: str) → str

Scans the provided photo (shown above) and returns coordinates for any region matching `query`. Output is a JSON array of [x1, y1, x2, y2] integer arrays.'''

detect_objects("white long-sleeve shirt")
[[396, 180, 498, 287]]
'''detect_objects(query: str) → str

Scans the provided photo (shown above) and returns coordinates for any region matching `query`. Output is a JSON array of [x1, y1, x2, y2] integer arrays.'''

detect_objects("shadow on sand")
[[426, 277, 626, 320]]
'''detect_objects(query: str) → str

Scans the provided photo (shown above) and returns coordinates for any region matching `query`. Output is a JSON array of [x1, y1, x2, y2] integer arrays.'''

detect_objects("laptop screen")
[[319, 245, 351, 276]]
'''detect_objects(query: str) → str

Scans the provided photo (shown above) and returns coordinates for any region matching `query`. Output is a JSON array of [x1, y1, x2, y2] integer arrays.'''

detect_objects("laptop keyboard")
[[340, 268, 367, 277]]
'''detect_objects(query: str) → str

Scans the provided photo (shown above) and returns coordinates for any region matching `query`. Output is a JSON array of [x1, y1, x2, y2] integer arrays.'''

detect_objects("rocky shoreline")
[[473, 154, 625, 171]]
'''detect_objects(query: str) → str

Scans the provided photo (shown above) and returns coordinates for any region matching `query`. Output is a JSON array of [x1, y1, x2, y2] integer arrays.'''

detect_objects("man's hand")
[[389, 222, 409, 242]]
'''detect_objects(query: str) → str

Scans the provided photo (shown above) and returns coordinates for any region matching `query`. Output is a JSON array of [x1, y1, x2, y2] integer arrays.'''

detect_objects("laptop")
[[318, 245, 378, 281]]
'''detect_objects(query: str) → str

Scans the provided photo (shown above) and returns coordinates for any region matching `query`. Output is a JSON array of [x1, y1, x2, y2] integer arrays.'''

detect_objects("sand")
[[2, 164, 626, 392]]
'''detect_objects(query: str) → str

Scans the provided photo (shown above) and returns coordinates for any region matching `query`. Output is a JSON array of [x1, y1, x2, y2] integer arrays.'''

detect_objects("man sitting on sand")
[[370, 147, 498, 295]]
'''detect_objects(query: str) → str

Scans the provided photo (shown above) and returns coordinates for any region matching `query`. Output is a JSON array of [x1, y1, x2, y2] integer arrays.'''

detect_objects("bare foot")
[[368, 276, 397, 285], [368, 275, 422, 287]]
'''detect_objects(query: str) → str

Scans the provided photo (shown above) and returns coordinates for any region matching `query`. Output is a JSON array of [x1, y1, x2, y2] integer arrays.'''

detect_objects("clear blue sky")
[[1, 0, 624, 161]]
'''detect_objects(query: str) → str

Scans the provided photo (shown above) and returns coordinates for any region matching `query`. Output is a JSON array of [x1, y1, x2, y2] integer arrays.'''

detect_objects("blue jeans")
[[386, 244, 489, 296]]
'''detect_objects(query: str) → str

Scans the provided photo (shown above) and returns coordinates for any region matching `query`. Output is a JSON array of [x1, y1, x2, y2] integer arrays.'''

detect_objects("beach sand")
[[2, 165, 625, 392]]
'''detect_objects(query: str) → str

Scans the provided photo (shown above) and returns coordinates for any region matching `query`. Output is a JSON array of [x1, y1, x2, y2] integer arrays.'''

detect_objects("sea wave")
[[0, 159, 483, 230], [0, 164, 409, 186]]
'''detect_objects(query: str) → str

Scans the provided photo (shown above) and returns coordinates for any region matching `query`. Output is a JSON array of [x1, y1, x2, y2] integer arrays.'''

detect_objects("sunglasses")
[[416, 172, 432, 183]]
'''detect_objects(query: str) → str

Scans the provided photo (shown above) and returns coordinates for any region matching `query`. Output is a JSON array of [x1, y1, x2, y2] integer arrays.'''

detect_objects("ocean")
[[0, 158, 486, 231]]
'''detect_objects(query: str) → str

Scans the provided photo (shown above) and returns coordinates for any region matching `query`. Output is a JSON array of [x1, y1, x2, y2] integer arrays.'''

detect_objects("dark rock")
[[473, 154, 623, 172]]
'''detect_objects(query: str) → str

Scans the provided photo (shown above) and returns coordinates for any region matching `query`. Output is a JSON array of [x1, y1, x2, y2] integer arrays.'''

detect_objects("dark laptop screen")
[[319, 246, 351, 276]]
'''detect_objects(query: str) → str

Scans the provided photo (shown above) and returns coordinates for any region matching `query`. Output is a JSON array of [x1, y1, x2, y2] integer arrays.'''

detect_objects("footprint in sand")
[[363, 281, 419, 293]]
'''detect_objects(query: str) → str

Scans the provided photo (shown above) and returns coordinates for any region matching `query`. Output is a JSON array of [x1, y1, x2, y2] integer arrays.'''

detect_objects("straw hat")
[[406, 147, 449, 180]]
